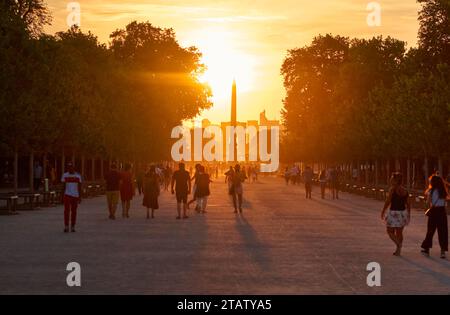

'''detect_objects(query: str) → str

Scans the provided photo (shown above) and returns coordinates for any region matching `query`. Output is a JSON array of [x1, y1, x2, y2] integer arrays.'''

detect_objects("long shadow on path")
[[234, 215, 272, 270]]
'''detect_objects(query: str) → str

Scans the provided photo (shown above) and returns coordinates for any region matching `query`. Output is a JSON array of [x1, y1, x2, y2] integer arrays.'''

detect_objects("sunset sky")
[[45, 0, 421, 124]]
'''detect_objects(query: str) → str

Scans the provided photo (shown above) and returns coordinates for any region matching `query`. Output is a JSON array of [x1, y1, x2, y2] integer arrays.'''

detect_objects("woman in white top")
[[421, 175, 449, 259]]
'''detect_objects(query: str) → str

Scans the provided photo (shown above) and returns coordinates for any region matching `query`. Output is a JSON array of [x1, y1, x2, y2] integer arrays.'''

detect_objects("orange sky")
[[46, 0, 421, 124]]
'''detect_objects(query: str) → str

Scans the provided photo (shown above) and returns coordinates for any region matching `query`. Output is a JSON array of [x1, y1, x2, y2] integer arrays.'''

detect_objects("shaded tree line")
[[280, 0, 450, 188], [0, 1, 211, 191]]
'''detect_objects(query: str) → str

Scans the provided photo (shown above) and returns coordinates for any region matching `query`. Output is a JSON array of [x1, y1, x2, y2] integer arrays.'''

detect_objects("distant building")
[[190, 81, 280, 162]]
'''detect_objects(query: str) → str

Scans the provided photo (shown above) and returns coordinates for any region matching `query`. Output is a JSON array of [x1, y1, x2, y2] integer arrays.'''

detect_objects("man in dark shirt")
[[104, 163, 121, 220], [171, 163, 191, 219]]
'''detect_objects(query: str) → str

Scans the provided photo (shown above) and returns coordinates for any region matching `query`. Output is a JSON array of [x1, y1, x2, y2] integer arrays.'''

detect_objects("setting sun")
[[192, 27, 256, 103]]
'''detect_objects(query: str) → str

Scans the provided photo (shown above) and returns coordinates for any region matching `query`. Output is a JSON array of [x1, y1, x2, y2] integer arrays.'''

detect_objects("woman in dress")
[[120, 163, 134, 218], [381, 173, 411, 256], [143, 165, 160, 219], [421, 175, 448, 259]]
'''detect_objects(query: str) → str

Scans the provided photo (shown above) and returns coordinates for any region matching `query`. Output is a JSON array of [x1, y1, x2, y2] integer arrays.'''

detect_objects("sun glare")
[[192, 28, 256, 102]]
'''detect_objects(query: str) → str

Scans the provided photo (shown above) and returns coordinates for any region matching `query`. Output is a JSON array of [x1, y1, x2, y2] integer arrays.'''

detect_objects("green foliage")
[[0, 4, 211, 163], [280, 1, 450, 163]]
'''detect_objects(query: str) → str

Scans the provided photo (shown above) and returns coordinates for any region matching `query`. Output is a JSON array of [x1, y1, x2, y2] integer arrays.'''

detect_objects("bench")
[[371, 188, 378, 199], [417, 195, 427, 210], [0, 194, 19, 215], [17, 193, 41, 210], [377, 189, 386, 201], [41, 191, 56, 207]]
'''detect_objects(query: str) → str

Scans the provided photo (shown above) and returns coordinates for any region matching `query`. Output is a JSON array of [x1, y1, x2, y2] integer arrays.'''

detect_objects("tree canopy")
[[0, 1, 211, 164], [280, 0, 450, 164]]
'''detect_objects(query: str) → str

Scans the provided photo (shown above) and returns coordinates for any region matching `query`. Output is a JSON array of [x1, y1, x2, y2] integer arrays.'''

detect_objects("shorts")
[[176, 192, 188, 204], [106, 191, 120, 205]]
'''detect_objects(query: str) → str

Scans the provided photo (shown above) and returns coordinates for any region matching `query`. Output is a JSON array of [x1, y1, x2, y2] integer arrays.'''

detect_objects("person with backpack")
[[195, 165, 211, 214]]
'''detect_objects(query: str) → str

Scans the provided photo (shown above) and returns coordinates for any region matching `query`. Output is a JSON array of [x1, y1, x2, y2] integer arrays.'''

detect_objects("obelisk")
[[231, 79, 237, 162]]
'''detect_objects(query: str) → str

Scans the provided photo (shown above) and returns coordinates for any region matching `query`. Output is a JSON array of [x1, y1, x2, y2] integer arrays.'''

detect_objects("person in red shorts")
[[61, 163, 82, 233]]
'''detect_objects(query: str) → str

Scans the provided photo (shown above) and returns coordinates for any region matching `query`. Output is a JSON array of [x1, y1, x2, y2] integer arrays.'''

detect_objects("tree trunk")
[[62, 148, 65, 176], [13, 144, 18, 195], [101, 159, 104, 180], [424, 156, 429, 189], [407, 158, 411, 189], [81, 155, 85, 179], [375, 160, 379, 187], [91, 157, 95, 182], [365, 161, 369, 185], [386, 160, 390, 186], [43, 152, 48, 182], [29, 150, 34, 193]]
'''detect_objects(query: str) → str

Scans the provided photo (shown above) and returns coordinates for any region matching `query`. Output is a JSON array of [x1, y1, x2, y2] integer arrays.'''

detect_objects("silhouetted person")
[[105, 163, 121, 220], [319, 170, 327, 199], [303, 166, 313, 199], [120, 163, 134, 218], [195, 165, 211, 214], [330, 166, 341, 199], [230, 164, 246, 214], [143, 165, 160, 219], [171, 163, 191, 219]]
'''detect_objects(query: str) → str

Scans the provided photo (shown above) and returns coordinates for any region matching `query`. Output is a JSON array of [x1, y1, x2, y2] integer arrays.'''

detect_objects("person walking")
[[381, 173, 411, 256], [230, 164, 246, 214], [163, 165, 173, 192], [319, 170, 327, 199], [34, 162, 43, 191], [284, 167, 291, 185], [187, 164, 202, 212], [120, 163, 134, 218], [195, 165, 211, 214], [143, 165, 160, 219], [136, 168, 145, 195], [421, 175, 448, 259], [61, 163, 82, 233], [329, 166, 339, 200], [104, 163, 121, 220], [303, 166, 313, 199], [171, 163, 191, 219]]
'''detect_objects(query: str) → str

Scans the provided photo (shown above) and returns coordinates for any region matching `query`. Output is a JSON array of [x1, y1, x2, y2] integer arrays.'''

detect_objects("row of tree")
[[0, 1, 211, 191], [280, 0, 450, 183]]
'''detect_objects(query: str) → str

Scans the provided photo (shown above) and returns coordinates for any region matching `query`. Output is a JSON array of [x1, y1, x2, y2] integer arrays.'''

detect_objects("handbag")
[[425, 196, 435, 217]]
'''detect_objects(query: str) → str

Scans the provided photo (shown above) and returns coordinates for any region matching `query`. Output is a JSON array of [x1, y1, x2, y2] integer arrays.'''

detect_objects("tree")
[[417, 0, 450, 66], [1, 0, 51, 35]]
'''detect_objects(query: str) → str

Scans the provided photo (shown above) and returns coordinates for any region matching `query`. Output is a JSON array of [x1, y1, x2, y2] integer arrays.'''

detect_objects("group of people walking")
[[59, 161, 448, 261], [60, 161, 251, 231], [381, 172, 448, 259], [285, 165, 340, 200]]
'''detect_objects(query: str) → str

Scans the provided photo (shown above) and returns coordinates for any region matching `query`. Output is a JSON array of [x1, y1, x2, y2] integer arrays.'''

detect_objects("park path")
[[0, 176, 449, 294]]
